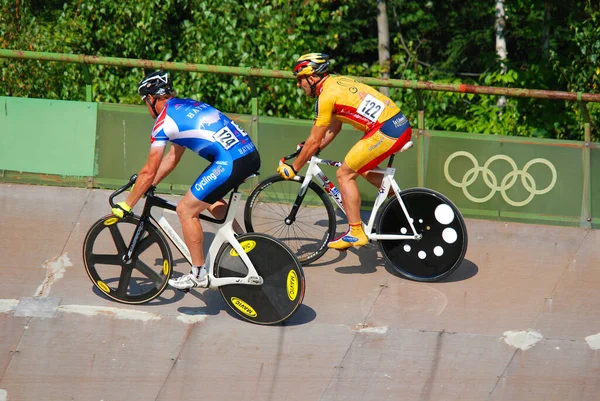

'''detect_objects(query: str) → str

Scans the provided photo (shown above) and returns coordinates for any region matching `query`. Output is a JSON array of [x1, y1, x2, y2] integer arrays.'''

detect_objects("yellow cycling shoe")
[[328, 224, 369, 251]]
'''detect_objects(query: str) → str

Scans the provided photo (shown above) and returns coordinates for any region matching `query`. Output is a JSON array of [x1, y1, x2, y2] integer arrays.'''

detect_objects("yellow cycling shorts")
[[345, 128, 412, 174]]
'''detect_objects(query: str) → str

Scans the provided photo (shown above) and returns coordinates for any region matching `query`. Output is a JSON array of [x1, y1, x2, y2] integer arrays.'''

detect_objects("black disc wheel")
[[376, 188, 468, 282], [215, 233, 305, 325], [244, 174, 335, 265], [82, 215, 173, 304]]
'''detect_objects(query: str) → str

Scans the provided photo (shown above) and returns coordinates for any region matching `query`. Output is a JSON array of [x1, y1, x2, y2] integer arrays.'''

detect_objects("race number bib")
[[213, 126, 239, 150], [357, 94, 385, 122]]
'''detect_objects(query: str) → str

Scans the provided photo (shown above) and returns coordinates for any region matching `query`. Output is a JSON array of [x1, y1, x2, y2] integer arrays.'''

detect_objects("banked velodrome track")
[[0, 182, 599, 401]]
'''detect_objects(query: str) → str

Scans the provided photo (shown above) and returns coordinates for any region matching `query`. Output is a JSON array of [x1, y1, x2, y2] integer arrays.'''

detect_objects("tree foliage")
[[1, 0, 598, 140]]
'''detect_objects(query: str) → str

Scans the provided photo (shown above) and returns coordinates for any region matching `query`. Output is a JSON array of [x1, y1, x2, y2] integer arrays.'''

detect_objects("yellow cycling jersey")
[[314, 75, 401, 132]]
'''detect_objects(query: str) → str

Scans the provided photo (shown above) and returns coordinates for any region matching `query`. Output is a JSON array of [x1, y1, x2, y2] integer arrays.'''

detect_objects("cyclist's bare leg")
[[177, 190, 211, 267], [362, 170, 384, 188], [207, 199, 244, 234], [337, 163, 361, 224], [329, 162, 369, 250], [362, 170, 395, 197]]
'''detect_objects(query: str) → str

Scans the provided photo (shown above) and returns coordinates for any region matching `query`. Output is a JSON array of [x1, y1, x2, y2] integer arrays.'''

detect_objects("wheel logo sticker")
[[444, 151, 557, 206], [97, 280, 111, 293], [103, 217, 119, 226], [230, 240, 257, 257], [231, 297, 257, 317], [287, 270, 298, 301], [163, 260, 169, 275]]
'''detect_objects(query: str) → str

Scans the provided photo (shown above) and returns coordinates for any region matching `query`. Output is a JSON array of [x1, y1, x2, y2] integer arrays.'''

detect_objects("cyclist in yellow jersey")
[[277, 53, 413, 251]]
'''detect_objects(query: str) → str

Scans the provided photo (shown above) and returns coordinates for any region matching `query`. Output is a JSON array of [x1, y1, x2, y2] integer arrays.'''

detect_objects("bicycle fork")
[[122, 217, 146, 264], [284, 175, 313, 225], [122, 197, 181, 264]]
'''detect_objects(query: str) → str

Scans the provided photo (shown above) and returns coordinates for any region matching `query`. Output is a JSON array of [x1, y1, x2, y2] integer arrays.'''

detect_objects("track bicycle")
[[82, 174, 305, 325], [244, 142, 468, 282]]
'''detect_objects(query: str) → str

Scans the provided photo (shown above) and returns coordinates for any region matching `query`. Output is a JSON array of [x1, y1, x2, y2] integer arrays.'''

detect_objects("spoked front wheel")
[[244, 174, 336, 265], [82, 215, 173, 304], [214, 233, 305, 325], [376, 188, 468, 282]]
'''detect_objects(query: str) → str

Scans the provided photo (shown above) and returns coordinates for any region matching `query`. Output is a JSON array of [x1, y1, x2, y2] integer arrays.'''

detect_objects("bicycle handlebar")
[[108, 174, 159, 208], [108, 174, 137, 208]]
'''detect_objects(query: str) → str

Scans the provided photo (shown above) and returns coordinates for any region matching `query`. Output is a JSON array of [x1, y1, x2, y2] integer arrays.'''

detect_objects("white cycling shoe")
[[169, 271, 209, 290]]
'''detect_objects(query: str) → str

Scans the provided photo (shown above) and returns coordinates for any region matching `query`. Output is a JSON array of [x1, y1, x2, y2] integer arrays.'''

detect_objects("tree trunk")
[[495, 0, 507, 110], [542, 2, 551, 60], [377, 0, 390, 96]]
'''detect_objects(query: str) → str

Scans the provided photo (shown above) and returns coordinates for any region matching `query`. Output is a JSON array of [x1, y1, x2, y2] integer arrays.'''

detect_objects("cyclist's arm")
[[292, 92, 337, 171], [152, 143, 185, 186], [125, 145, 165, 207], [319, 118, 343, 150], [291, 124, 328, 172]]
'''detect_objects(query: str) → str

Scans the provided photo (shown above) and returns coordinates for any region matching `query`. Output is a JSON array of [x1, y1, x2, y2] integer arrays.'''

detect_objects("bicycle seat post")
[[388, 140, 413, 168], [387, 154, 396, 168]]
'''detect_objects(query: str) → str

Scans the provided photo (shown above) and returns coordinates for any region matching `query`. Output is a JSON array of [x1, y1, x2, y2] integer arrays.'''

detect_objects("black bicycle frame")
[[109, 174, 238, 263]]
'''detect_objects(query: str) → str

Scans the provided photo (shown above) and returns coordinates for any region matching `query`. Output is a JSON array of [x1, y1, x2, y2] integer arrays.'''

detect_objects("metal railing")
[[2, 48, 598, 147]]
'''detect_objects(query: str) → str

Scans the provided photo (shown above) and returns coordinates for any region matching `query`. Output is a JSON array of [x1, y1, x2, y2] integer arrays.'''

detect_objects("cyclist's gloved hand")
[[277, 163, 297, 180], [112, 201, 132, 218]]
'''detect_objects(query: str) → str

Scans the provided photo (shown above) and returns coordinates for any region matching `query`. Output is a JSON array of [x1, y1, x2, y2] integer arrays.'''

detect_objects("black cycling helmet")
[[137, 70, 174, 98]]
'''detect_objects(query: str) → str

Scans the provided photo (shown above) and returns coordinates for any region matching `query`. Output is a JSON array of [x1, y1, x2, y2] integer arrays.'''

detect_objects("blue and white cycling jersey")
[[149, 97, 260, 203], [150, 98, 256, 161]]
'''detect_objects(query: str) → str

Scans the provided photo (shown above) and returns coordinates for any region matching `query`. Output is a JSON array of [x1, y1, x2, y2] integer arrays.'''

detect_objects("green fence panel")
[[94, 103, 150, 187], [592, 143, 600, 228], [0, 96, 595, 229], [0, 96, 96, 177], [424, 130, 584, 225]]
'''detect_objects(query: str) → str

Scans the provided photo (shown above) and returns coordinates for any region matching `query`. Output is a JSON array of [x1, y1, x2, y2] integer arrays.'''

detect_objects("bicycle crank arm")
[[369, 233, 423, 241], [209, 276, 264, 287]]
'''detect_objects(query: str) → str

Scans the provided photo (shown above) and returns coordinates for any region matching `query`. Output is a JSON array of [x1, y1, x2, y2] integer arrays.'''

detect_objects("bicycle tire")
[[82, 215, 173, 304], [214, 233, 305, 325], [244, 174, 336, 265], [376, 188, 468, 282]]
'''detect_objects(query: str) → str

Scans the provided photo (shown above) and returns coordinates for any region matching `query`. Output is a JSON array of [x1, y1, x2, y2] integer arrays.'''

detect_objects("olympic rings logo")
[[443, 151, 557, 207]]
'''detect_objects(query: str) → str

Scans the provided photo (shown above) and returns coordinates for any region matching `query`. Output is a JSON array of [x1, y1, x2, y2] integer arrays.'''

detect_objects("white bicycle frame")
[[296, 152, 422, 241], [148, 191, 263, 288]]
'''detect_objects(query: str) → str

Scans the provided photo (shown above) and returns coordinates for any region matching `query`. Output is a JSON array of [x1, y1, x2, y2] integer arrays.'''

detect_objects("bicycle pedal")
[[177, 288, 190, 293]]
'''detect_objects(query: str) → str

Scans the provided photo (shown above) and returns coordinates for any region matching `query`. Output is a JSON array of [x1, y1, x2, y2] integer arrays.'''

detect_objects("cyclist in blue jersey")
[[111, 70, 260, 290]]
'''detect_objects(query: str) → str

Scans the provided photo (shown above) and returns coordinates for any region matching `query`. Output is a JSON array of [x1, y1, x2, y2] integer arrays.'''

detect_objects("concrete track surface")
[[1, 183, 599, 401]]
